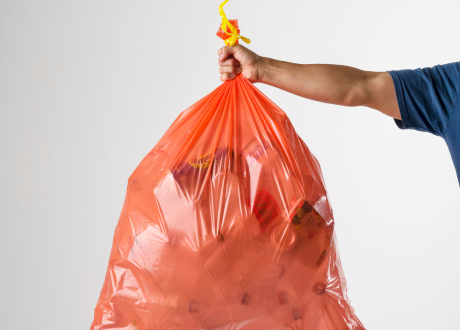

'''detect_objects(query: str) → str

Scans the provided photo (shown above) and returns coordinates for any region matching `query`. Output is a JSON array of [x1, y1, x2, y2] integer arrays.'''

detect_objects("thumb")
[[218, 45, 242, 62]]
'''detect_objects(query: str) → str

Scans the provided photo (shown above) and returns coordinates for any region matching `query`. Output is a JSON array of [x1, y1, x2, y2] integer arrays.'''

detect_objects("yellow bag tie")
[[218, 0, 251, 46]]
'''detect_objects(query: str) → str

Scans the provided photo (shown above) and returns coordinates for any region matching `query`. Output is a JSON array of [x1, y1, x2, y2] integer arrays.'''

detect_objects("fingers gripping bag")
[[90, 2, 365, 329]]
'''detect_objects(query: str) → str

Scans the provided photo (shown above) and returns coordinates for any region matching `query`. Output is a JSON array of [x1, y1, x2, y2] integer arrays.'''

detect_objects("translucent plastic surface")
[[90, 74, 365, 329]]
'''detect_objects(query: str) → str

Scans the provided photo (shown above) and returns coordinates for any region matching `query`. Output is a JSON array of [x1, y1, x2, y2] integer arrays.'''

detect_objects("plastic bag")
[[90, 71, 365, 329], [91, 7, 364, 330]]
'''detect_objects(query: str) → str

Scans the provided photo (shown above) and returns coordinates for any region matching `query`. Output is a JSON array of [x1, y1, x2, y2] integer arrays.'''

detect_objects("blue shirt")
[[388, 62, 460, 185]]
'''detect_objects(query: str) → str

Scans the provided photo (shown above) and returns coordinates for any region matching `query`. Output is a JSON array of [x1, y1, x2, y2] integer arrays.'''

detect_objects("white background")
[[1, 1, 459, 329]]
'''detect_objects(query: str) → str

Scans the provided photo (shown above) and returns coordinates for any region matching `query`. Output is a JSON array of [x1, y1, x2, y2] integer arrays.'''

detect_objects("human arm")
[[218, 44, 401, 120]]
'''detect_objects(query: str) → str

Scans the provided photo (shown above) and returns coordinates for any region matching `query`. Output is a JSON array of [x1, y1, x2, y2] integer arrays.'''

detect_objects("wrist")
[[257, 57, 270, 84]]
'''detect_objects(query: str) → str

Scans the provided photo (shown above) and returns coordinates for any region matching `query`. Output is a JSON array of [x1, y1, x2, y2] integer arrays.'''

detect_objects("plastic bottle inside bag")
[[201, 235, 234, 278], [241, 139, 304, 234], [214, 277, 246, 306], [158, 245, 208, 297], [270, 220, 299, 251], [154, 170, 213, 242], [210, 172, 242, 228], [193, 284, 277, 329], [211, 171, 260, 240], [153, 170, 196, 235], [125, 225, 169, 277]]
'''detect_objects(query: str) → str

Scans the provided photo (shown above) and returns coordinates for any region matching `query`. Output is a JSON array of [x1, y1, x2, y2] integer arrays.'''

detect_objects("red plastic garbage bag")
[[90, 72, 365, 329]]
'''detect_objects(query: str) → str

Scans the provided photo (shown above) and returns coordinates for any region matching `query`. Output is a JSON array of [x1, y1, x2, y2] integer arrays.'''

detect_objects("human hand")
[[217, 44, 264, 83]]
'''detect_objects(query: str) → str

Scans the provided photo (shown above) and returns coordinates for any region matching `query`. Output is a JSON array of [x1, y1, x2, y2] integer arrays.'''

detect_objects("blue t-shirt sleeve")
[[388, 62, 460, 137]]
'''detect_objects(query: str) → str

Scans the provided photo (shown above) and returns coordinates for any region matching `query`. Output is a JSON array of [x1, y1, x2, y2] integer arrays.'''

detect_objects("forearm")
[[259, 58, 369, 107], [217, 44, 400, 119]]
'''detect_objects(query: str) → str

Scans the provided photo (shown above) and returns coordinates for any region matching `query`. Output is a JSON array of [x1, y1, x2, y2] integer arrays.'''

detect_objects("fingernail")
[[219, 55, 223, 61], [229, 74, 235, 79]]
